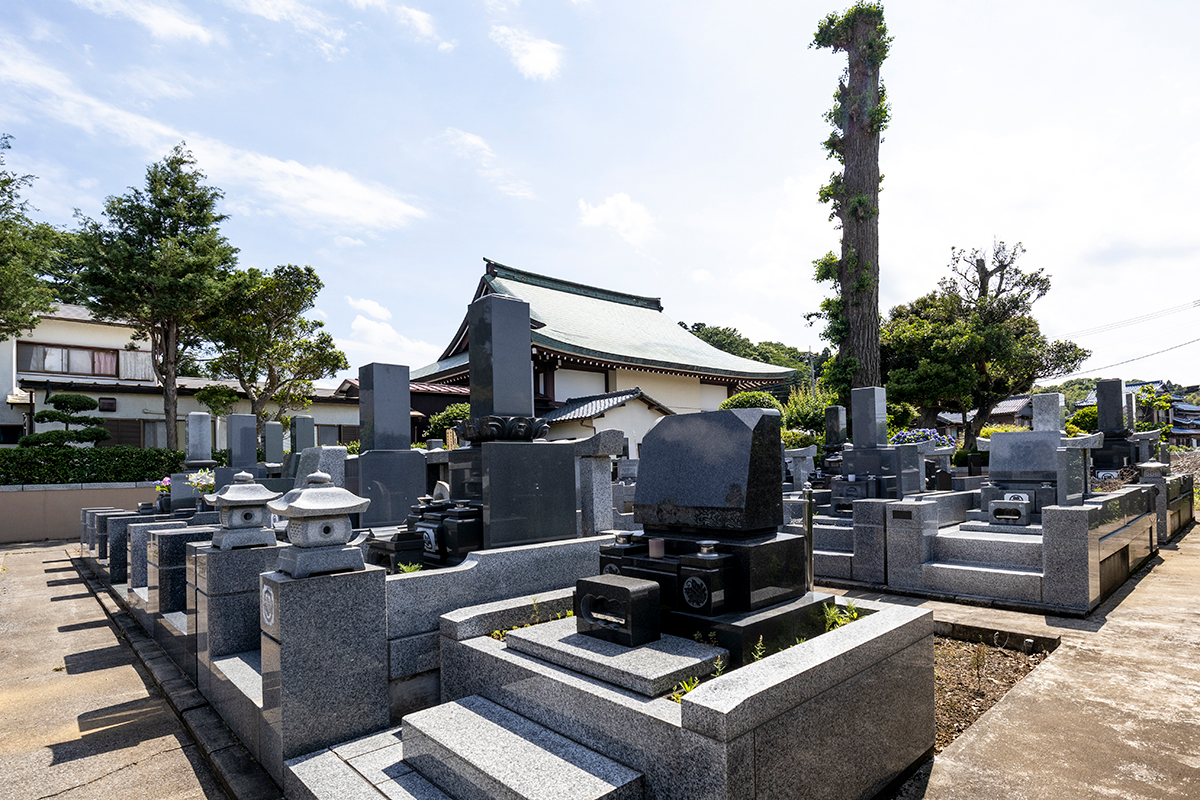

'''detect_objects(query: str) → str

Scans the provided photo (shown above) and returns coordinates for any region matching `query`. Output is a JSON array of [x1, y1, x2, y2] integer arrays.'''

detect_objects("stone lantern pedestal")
[[257, 470, 388, 784]]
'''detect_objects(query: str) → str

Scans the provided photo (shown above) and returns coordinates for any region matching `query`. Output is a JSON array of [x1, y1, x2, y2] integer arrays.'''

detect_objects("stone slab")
[[403, 694, 643, 800], [505, 617, 728, 697]]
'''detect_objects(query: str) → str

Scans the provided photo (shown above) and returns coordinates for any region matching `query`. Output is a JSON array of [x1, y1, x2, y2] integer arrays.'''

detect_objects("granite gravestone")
[[598, 407, 818, 664], [227, 414, 258, 468], [359, 363, 411, 451], [830, 387, 921, 510], [414, 292, 576, 561], [263, 421, 284, 468], [185, 412, 216, 468], [284, 415, 316, 480]]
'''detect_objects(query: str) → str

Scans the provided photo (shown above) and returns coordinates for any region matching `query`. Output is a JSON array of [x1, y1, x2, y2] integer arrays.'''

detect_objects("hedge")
[[0, 446, 185, 486]]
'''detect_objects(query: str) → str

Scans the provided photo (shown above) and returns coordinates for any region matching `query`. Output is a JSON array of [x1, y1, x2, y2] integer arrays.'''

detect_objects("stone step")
[[813, 514, 853, 528], [920, 562, 1042, 604], [403, 695, 643, 800], [812, 524, 853, 553], [931, 529, 1044, 570], [957, 521, 1044, 535], [813, 549, 853, 580]]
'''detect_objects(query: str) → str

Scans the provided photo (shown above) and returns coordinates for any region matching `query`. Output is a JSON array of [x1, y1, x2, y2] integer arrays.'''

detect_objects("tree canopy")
[[882, 241, 1089, 449], [0, 134, 60, 341], [679, 321, 815, 386], [200, 264, 349, 430], [72, 144, 239, 450]]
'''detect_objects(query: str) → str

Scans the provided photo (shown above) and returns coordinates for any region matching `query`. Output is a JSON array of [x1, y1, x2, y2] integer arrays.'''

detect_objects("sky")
[[4, 0, 1200, 389]]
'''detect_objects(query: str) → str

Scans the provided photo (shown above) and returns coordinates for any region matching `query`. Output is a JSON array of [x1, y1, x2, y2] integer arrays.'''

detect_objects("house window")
[[99, 418, 143, 447], [317, 424, 360, 446], [0, 425, 23, 445], [17, 343, 120, 377]]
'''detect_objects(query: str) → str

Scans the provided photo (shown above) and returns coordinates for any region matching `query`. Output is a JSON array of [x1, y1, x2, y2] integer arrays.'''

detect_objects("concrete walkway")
[[830, 524, 1200, 800], [0, 542, 226, 800]]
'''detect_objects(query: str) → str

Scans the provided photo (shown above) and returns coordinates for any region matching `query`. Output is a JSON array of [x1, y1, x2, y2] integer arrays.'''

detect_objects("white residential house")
[[0, 305, 359, 449]]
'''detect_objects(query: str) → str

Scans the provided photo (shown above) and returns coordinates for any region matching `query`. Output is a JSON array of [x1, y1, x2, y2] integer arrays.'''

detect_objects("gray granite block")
[[148, 564, 190, 614], [199, 589, 265, 659], [209, 650, 264, 760], [813, 550, 852, 580], [680, 601, 933, 742], [750, 636, 934, 800], [389, 631, 440, 679], [285, 748, 387, 800], [1041, 504, 1094, 541], [260, 566, 389, 781], [851, 497, 893, 527], [377, 772, 453, 800], [505, 617, 727, 697], [332, 726, 403, 760], [851, 523, 886, 584], [151, 527, 217, 565], [348, 742, 411, 784], [884, 522, 928, 590], [920, 562, 1042, 603], [189, 511, 221, 526], [194, 542, 284, 596], [812, 524, 852, 552], [850, 386, 888, 448], [403, 695, 643, 800], [0, 484, 23, 492], [931, 529, 1043, 570], [386, 537, 610, 639], [108, 514, 171, 584], [438, 588, 576, 642], [886, 500, 939, 527]]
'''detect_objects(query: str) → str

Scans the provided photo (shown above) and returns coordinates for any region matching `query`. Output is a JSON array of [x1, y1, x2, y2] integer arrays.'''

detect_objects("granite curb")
[[816, 574, 1089, 620], [72, 554, 282, 800]]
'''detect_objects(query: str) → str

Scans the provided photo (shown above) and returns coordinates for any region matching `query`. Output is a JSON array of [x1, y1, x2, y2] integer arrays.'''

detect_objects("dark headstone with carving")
[[633, 408, 783, 536]]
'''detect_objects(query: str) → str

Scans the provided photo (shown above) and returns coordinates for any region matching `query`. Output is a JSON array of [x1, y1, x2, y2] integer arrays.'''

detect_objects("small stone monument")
[[263, 421, 284, 470], [204, 471, 281, 550], [269, 471, 370, 579], [829, 386, 921, 512], [184, 412, 216, 468], [227, 414, 258, 469]]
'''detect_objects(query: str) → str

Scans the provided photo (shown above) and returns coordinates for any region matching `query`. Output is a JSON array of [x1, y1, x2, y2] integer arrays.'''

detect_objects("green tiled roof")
[[412, 262, 794, 383]]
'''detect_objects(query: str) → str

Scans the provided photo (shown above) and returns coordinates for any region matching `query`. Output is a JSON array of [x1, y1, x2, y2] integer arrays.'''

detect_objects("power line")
[[1059, 335, 1200, 378], [1062, 299, 1200, 338]]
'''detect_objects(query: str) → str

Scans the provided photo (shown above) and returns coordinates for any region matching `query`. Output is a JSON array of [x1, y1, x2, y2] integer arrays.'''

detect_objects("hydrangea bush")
[[889, 428, 956, 448]]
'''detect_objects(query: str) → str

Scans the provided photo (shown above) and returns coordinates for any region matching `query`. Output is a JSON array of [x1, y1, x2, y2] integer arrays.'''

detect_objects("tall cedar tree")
[[810, 3, 891, 395], [0, 134, 59, 340], [74, 145, 237, 450], [882, 241, 1089, 450], [201, 264, 349, 432]]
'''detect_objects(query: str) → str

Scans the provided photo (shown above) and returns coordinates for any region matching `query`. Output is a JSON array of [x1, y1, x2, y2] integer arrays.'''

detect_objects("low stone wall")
[[440, 593, 934, 800], [0, 483, 157, 544]]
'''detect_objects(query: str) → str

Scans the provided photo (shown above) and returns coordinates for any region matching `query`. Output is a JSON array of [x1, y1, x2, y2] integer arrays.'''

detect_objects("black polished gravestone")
[[829, 386, 921, 512], [359, 362, 412, 451], [598, 408, 824, 664], [395, 293, 579, 568]]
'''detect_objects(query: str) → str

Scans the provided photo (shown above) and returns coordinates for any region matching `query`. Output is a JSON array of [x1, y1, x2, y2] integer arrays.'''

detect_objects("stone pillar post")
[[576, 430, 624, 536], [884, 500, 938, 590]]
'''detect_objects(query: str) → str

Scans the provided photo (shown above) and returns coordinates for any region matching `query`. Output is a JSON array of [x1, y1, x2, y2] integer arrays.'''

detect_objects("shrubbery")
[[951, 449, 990, 468], [425, 402, 471, 441], [719, 391, 783, 412], [979, 423, 1029, 438], [0, 446, 185, 485], [1068, 406, 1097, 433]]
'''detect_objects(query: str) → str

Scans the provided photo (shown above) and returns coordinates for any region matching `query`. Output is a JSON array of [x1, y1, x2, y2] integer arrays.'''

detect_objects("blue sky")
[[4, 1, 1200, 388]]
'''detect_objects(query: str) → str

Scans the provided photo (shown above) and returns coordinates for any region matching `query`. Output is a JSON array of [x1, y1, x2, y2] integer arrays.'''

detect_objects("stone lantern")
[[268, 471, 371, 578], [204, 471, 281, 550]]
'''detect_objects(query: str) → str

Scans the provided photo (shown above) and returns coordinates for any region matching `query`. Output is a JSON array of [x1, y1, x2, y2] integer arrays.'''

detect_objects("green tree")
[[73, 144, 238, 451], [426, 402, 471, 441], [882, 241, 1089, 450], [0, 134, 59, 340], [809, 2, 892, 395], [19, 393, 110, 447], [719, 391, 783, 412], [194, 384, 241, 418], [679, 321, 813, 386], [679, 322, 756, 359], [201, 264, 349, 432]]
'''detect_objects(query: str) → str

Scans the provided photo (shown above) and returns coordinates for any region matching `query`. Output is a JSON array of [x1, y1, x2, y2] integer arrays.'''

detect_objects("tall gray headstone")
[[291, 415, 316, 453], [227, 414, 258, 468], [1096, 378, 1126, 433], [185, 412, 215, 467], [264, 421, 284, 465], [1125, 392, 1138, 431], [824, 406, 847, 447], [359, 363, 411, 451], [850, 387, 888, 449], [468, 293, 533, 419], [1032, 393, 1065, 433]]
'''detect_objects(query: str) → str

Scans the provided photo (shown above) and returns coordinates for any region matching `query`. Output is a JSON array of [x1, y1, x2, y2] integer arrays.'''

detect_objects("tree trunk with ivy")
[[810, 3, 890, 394]]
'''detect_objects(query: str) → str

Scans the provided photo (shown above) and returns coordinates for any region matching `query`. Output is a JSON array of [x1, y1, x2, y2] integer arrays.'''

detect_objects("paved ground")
[[834, 525, 1200, 800], [0, 542, 226, 800]]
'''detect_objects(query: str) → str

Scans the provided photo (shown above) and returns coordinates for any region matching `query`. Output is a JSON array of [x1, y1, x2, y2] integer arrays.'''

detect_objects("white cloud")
[[0, 37, 426, 233], [346, 296, 392, 320], [226, 0, 346, 55], [119, 66, 194, 100], [578, 193, 660, 247], [489, 26, 563, 80], [68, 0, 218, 44], [347, 1, 455, 50], [335, 316, 442, 371], [310, 308, 329, 319], [334, 235, 365, 247], [442, 127, 534, 199]]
